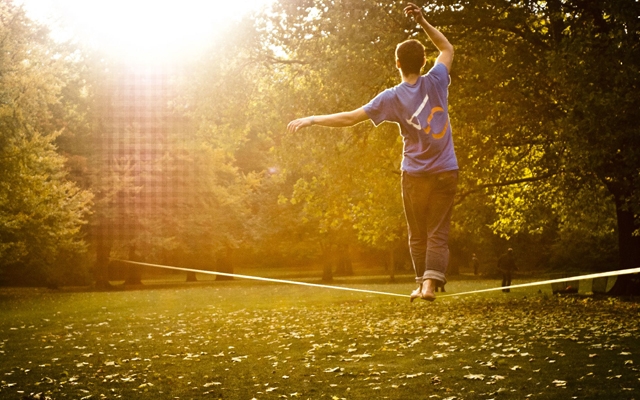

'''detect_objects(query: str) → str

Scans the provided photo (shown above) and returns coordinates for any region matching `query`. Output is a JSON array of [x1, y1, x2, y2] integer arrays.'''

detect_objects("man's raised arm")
[[287, 107, 369, 133], [404, 2, 454, 71]]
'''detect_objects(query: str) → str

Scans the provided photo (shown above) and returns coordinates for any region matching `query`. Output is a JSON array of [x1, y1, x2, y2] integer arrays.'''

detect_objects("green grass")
[[0, 276, 639, 399]]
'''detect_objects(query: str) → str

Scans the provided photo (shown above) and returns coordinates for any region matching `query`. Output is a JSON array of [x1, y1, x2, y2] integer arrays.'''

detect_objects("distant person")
[[471, 253, 479, 276], [497, 248, 517, 292], [287, 3, 457, 302]]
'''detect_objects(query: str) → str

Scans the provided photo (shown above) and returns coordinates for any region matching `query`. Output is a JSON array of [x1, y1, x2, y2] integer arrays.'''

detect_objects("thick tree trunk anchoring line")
[[608, 207, 640, 296], [113, 259, 640, 299]]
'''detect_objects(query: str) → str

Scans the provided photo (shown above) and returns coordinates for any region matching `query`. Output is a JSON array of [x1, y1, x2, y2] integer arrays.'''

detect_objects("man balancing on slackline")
[[287, 2, 458, 302]]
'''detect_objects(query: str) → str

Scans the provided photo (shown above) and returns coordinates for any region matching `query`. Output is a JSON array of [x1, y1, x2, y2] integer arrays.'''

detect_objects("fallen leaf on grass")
[[464, 374, 485, 380], [552, 380, 567, 387]]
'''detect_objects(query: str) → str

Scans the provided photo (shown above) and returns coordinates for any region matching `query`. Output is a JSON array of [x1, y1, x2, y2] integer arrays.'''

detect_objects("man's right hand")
[[404, 2, 427, 24], [404, 2, 454, 71]]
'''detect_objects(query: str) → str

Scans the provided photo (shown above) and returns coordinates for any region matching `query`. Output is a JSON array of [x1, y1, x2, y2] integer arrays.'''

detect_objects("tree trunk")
[[171, 249, 197, 282], [334, 244, 353, 276], [608, 207, 640, 295], [320, 242, 333, 282], [388, 247, 396, 282], [186, 271, 198, 282], [124, 244, 143, 285], [215, 247, 234, 281], [94, 232, 112, 289]]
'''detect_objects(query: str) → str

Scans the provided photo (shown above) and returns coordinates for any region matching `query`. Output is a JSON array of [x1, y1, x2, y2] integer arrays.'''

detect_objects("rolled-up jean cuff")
[[418, 271, 447, 285]]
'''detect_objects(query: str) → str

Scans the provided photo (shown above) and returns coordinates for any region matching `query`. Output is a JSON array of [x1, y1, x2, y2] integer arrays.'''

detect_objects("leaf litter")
[[0, 286, 639, 399]]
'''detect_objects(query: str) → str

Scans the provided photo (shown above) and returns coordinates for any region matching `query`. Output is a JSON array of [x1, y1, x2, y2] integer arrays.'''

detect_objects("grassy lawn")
[[0, 275, 638, 399]]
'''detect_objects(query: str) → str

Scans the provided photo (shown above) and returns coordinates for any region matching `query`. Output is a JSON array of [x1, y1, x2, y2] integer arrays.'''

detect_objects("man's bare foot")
[[410, 283, 423, 302], [421, 279, 436, 301]]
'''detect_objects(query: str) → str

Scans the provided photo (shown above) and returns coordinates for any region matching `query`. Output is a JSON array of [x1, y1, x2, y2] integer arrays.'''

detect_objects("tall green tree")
[[0, 2, 92, 285], [256, 0, 415, 278], [426, 0, 639, 291]]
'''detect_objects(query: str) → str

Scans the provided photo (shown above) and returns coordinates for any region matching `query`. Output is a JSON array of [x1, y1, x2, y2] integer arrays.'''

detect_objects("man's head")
[[396, 39, 426, 76]]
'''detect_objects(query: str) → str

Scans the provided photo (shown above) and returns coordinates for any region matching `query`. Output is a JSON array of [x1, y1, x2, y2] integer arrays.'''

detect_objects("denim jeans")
[[402, 170, 458, 285]]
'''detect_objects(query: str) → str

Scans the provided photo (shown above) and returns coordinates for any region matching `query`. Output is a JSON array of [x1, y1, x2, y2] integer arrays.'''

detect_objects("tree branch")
[[456, 172, 558, 204], [259, 54, 310, 66]]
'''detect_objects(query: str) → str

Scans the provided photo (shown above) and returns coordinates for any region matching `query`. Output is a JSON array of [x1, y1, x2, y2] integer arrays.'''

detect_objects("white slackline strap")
[[112, 259, 408, 298], [440, 267, 640, 298], [114, 259, 640, 299]]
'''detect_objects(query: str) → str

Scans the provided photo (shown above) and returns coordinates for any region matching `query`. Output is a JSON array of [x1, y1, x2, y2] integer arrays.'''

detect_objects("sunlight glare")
[[19, 0, 273, 64]]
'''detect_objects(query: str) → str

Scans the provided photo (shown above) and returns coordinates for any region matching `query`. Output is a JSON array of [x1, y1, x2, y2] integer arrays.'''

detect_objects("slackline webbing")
[[114, 259, 640, 299], [113, 259, 407, 298], [440, 267, 640, 298]]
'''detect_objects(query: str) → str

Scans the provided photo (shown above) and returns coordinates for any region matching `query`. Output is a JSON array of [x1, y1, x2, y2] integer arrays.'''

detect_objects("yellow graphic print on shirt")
[[424, 106, 448, 139], [406, 91, 448, 140]]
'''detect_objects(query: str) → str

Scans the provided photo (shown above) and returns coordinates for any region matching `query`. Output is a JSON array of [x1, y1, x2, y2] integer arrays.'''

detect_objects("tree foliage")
[[428, 0, 638, 277], [257, 1, 412, 260], [254, 0, 639, 280], [0, 2, 92, 284], [1, 0, 638, 288]]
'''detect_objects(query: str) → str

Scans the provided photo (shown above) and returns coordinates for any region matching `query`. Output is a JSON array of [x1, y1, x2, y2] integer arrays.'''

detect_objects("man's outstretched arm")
[[287, 107, 369, 133], [404, 2, 454, 71]]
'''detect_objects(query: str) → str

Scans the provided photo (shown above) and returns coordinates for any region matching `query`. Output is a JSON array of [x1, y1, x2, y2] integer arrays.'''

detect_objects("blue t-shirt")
[[363, 62, 458, 176]]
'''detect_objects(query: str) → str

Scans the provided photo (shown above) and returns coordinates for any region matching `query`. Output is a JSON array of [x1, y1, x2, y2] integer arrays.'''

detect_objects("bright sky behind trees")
[[17, 0, 274, 64]]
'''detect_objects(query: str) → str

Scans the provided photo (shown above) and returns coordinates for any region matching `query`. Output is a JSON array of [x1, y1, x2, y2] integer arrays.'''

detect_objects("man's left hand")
[[287, 116, 313, 133]]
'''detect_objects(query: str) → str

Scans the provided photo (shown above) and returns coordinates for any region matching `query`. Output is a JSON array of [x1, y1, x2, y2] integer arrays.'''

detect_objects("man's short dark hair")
[[396, 39, 426, 76]]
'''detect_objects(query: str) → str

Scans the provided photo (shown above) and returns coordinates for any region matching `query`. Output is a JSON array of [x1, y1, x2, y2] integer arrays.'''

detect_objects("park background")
[[1, 0, 639, 290], [1, 1, 640, 399]]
